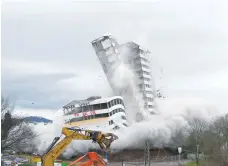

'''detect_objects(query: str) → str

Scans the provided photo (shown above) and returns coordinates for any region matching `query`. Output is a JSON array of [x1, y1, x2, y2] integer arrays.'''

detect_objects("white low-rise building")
[[62, 96, 128, 131]]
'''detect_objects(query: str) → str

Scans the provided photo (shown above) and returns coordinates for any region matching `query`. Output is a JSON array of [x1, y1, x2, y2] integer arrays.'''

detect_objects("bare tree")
[[184, 115, 228, 166], [1, 97, 14, 141], [185, 117, 209, 165], [1, 96, 37, 154], [185, 117, 208, 150], [206, 114, 228, 166]]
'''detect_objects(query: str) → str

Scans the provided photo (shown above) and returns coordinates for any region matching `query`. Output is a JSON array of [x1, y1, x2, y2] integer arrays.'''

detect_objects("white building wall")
[[120, 42, 156, 113], [63, 96, 129, 130]]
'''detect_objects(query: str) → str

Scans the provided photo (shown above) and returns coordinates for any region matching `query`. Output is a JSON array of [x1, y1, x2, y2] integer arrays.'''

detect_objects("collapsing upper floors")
[[91, 35, 156, 120]]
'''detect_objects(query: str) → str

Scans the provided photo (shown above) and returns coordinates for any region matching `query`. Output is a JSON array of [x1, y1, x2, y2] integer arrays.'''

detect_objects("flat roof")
[[91, 34, 114, 44], [63, 96, 123, 108], [123, 42, 151, 53]]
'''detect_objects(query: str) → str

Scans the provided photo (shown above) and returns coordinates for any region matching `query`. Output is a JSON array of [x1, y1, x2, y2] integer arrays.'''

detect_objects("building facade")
[[62, 96, 128, 131], [91, 35, 156, 120], [121, 42, 155, 111]]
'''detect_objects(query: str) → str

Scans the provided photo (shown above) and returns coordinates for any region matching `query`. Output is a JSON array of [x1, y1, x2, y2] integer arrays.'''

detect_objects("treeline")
[[171, 113, 228, 166]]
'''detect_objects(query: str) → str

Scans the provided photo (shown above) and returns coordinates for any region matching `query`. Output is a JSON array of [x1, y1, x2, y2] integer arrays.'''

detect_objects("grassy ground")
[[185, 161, 197, 166], [185, 161, 206, 166]]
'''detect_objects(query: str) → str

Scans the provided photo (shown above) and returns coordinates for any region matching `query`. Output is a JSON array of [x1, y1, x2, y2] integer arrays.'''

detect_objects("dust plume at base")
[[32, 97, 221, 158]]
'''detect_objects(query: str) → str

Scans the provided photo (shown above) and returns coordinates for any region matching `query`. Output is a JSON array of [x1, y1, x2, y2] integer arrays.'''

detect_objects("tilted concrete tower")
[[91, 35, 156, 122]]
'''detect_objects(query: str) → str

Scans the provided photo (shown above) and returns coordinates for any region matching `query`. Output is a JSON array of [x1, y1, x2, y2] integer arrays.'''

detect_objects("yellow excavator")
[[31, 127, 118, 166]]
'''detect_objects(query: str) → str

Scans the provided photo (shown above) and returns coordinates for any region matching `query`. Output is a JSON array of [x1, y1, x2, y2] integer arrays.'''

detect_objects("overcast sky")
[[1, 0, 228, 118]]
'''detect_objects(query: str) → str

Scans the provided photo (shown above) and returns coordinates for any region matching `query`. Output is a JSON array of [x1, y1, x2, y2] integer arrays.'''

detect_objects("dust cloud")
[[32, 97, 220, 158], [31, 44, 221, 158]]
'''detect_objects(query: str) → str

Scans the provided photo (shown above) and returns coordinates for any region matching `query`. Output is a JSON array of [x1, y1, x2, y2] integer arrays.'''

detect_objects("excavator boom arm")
[[42, 129, 93, 166], [42, 136, 72, 166], [41, 127, 118, 166]]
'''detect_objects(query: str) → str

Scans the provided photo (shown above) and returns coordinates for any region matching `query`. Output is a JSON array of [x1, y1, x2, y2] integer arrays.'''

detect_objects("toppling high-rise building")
[[91, 35, 156, 122], [120, 42, 155, 111]]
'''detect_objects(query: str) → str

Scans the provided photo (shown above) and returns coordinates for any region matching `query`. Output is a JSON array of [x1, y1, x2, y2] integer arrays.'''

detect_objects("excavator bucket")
[[69, 152, 107, 166], [101, 138, 112, 150], [99, 133, 119, 152]]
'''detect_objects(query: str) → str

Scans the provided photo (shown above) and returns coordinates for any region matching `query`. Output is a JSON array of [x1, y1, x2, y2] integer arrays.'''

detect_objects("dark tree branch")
[[1, 96, 36, 154]]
